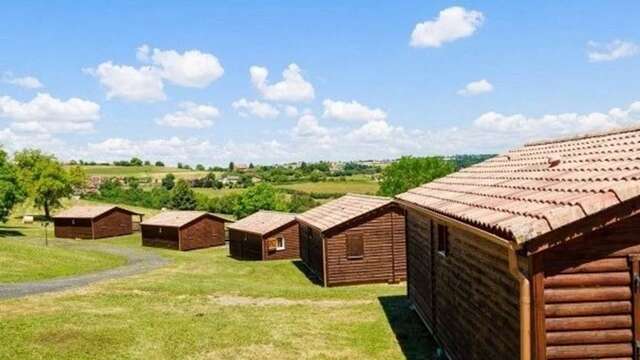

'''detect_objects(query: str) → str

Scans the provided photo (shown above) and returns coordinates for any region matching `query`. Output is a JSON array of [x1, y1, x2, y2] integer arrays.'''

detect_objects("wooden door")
[[631, 254, 640, 359]]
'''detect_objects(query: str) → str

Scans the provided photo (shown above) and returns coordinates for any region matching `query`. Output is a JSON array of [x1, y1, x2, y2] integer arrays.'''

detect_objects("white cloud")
[[2, 72, 44, 89], [0, 93, 100, 133], [292, 114, 328, 138], [457, 79, 493, 96], [283, 105, 299, 118], [588, 40, 639, 62], [322, 99, 387, 122], [156, 102, 219, 128], [410, 6, 484, 48], [232, 98, 280, 119], [85, 62, 165, 102], [348, 120, 397, 142], [149, 46, 224, 88], [136, 44, 151, 62], [250, 64, 314, 102]]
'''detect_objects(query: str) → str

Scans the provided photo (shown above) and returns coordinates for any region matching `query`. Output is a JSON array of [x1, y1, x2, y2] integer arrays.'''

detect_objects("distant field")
[[193, 188, 246, 198], [276, 181, 379, 195], [75, 165, 212, 180]]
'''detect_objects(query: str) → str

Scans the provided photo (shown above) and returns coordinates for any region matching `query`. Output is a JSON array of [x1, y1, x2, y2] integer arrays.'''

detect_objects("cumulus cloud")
[[322, 99, 387, 122], [410, 6, 484, 48], [84, 62, 165, 102], [457, 79, 493, 96], [87, 45, 224, 102], [588, 40, 639, 62], [250, 64, 314, 102], [148, 46, 224, 87], [232, 98, 280, 119], [282, 105, 299, 118], [292, 114, 329, 137], [0, 93, 100, 133], [156, 102, 219, 128], [2, 72, 44, 89]]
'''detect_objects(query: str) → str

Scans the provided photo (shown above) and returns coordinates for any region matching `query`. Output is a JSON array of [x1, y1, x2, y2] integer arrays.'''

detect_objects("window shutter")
[[346, 233, 364, 259], [267, 238, 277, 251]]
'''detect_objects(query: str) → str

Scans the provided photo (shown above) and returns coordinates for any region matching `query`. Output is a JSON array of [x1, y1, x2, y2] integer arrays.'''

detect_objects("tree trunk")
[[44, 201, 50, 220]]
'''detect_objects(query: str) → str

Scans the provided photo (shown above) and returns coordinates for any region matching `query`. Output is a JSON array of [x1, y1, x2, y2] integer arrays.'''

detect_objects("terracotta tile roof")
[[396, 125, 640, 244], [297, 194, 393, 232], [141, 211, 224, 228], [228, 210, 296, 236], [53, 205, 139, 219]]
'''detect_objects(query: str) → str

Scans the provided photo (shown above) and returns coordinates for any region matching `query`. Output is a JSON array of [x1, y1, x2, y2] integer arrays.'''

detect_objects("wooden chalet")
[[141, 211, 229, 251], [228, 210, 299, 260], [53, 205, 143, 239], [297, 194, 406, 287], [396, 126, 640, 359]]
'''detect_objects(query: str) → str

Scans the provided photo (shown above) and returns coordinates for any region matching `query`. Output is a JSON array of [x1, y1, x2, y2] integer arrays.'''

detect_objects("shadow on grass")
[[0, 228, 26, 237], [292, 260, 323, 286], [378, 295, 437, 360]]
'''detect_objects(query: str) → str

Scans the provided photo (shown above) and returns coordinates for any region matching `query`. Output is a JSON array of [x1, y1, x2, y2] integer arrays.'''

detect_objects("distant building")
[[53, 205, 143, 239]]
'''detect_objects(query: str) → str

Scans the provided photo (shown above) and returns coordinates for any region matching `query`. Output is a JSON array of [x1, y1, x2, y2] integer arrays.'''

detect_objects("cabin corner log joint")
[[141, 211, 230, 251], [227, 210, 300, 261], [397, 125, 640, 360], [296, 194, 406, 287], [53, 205, 143, 239]]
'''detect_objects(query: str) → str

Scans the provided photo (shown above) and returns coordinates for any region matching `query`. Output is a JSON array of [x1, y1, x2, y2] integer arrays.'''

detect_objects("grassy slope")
[[77, 165, 212, 180], [0, 224, 126, 283], [0, 220, 434, 359], [276, 181, 379, 195]]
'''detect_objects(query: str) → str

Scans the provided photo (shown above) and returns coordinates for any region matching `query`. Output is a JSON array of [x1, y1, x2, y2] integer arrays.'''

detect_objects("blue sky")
[[1, 1, 639, 165]]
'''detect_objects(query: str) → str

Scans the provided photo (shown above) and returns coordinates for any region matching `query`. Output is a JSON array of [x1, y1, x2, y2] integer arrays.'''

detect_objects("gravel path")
[[0, 245, 169, 300]]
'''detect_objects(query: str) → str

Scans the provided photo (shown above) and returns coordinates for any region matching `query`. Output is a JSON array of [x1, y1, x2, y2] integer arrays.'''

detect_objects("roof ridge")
[[344, 193, 392, 201], [525, 124, 640, 147], [256, 210, 296, 215]]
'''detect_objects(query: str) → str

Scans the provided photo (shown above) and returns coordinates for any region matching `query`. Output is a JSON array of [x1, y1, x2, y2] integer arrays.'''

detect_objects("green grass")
[[192, 187, 247, 198], [76, 165, 213, 180], [276, 180, 379, 195], [0, 204, 434, 359], [0, 225, 126, 283]]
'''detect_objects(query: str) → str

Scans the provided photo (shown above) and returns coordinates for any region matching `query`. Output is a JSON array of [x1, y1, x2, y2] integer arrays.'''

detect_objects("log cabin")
[[297, 194, 406, 287], [227, 210, 299, 260], [395, 126, 640, 360], [53, 205, 143, 239], [141, 211, 229, 251]]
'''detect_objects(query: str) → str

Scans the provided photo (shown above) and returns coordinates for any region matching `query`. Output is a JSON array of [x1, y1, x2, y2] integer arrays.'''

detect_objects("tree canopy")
[[377, 156, 455, 197], [161, 173, 176, 190], [233, 183, 286, 218], [0, 148, 24, 222], [169, 179, 197, 210]]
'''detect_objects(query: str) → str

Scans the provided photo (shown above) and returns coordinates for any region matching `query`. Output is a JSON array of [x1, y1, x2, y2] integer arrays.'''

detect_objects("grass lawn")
[[0, 209, 434, 359], [0, 225, 126, 283], [193, 187, 247, 198], [276, 180, 379, 195]]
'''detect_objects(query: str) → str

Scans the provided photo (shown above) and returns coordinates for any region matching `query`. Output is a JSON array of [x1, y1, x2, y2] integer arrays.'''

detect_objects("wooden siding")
[[263, 222, 300, 261], [406, 208, 522, 360], [300, 223, 324, 282], [228, 229, 262, 260], [535, 213, 640, 359], [93, 209, 133, 238], [54, 218, 93, 239], [323, 207, 406, 286], [180, 216, 225, 251], [141, 225, 180, 250]]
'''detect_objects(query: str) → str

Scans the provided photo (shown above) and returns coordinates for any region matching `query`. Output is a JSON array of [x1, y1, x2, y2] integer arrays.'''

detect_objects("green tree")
[[130, 157, 143, 166], [195, 164, 205, 171], [378, 156, 455, 197], [233, 183, 286, 218], [169, 179, 197, 210], [67, 165, 87, 192], [14, 149, 74, 219], [161, 173, 176, 190], [155, 161, 165, 167], [228, 161, 235, 171], [0, 148, 24, 222]]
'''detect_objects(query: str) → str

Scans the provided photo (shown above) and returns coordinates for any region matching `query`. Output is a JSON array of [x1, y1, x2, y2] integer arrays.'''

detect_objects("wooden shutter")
[[346, 232, 364, 259], [267, 238, 277, 251]]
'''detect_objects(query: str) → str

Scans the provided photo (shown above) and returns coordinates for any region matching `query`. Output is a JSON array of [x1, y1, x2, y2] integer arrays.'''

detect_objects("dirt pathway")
[[0, 245, 169, 300]]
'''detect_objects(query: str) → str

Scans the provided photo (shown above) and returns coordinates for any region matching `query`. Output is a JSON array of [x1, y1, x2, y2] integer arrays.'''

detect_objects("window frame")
[[275, 235, 286, 251], [437, 224, 449, 256], [346, 231, 365, 260]]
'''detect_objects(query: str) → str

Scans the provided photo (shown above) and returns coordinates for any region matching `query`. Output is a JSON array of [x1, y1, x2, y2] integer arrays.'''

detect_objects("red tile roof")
[[396, 126, 640, 244], [228, 210, 296, 236], [297, 194, 393, 232], [53, 205, 141, 219], [141, 211, 229, 228]]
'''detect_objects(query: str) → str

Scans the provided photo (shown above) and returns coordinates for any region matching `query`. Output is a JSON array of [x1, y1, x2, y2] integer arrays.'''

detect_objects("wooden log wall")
[[228, 229, 262, 260], [263, 222, 300, 260], [180, 217, 225, 250], [54, 218, 93, 239], [93, 209, 133, 238], [299, 223, 324, 283], [538, 213, 640, 359], [141, 225, 180, 250]]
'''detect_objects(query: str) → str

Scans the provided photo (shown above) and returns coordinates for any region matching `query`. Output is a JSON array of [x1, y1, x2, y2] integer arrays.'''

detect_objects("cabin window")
[[276, 236, 286, 250], [437, 224, 449, 256], [71, 219, 76, 225], [158, 227, 163, 234], [346, 232, 364, 260]]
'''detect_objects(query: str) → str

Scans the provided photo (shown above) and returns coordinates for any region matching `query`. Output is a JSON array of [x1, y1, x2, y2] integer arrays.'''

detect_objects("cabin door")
[[630, 255, 640, 358]]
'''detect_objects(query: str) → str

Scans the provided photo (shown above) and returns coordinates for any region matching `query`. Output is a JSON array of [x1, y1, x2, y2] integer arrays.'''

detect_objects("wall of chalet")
[[228, 229, 262, 260], [141, 225, 180, 250], [324, 207, 406, 286], [535, 213, 640, 359], [180, 216, 225, 251], [93, 210, 133, 238], [54, 218, 93, 239], [406, 209, 522, 360], [300, 223, 324, 282], [263, 222, 300, 260]]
